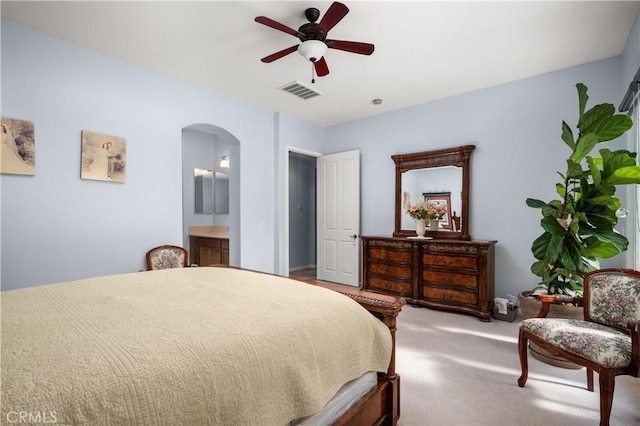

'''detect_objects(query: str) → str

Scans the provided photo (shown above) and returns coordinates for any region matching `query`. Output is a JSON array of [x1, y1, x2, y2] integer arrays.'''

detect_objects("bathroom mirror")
[[194, 168, 229, 214], [213, 170, 229, 214], [194, 169, 213, 214], [392, 145, 475, 240]]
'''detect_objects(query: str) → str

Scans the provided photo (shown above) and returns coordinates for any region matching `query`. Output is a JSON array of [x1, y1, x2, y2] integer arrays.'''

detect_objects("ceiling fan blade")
[[317, 2, 349, 34], [314, 57, 330, 77], [255, 16, 305, 38], [261, 45, 299, 63], [326, 39, 375, 55]]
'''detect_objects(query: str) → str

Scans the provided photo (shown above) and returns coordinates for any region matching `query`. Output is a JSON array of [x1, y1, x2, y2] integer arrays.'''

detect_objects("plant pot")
[[518, 291, 584, 369]]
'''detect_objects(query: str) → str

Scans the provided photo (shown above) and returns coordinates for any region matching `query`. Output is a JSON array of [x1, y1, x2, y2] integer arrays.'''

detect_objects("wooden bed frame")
[[309, 282, 406, 425]]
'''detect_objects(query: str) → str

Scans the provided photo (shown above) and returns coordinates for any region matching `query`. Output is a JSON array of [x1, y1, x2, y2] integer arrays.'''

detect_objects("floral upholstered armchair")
[[146, 245, 189, 270], [517, 268, 640, 426]]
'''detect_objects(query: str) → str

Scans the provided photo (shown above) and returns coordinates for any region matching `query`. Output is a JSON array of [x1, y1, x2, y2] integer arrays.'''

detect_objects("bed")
[[1, 266, 404, 425]]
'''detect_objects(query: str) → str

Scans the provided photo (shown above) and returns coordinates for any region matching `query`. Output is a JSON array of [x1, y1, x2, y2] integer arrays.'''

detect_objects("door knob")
[[350, 234, 358, 239]]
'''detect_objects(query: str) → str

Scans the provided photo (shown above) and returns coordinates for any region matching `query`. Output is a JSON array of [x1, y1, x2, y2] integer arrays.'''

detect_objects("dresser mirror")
[[392, 145, 475, 240]]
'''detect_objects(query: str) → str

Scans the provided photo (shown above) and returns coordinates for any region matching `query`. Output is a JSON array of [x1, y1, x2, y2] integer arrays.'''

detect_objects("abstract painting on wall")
[[81, 130, 126, 183], [1, 116, 36, 176]]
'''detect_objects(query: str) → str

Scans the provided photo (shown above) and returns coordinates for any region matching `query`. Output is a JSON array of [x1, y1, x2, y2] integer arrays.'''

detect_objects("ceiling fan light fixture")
[[298, 40, 327, 62]]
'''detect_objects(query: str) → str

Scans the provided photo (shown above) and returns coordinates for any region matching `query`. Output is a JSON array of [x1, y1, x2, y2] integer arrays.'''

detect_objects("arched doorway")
[[182, 124, 241, 266]]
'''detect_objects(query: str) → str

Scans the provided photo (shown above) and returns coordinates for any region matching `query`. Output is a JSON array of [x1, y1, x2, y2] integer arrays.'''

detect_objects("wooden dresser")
[[361, 236, 496, 321]]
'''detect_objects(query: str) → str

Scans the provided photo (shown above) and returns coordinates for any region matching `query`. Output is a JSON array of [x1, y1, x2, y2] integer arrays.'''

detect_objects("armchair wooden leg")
[[586, 368, 594, 392], [517, 329, 529, 387], [598, 370, 615, 426]]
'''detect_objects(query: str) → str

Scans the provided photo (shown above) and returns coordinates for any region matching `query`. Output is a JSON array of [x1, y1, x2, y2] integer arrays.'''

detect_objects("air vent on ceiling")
[[278, 80, 323, 100]]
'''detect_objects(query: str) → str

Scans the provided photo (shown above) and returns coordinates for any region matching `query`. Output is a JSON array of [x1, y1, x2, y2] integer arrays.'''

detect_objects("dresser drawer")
[[423, 253, 477, 270], [422, 269, 477, 288], [369, 247, 412, 263], [367, 276, 412, 297], [423, 286, 478, 305], [368, 262, 412, 279]]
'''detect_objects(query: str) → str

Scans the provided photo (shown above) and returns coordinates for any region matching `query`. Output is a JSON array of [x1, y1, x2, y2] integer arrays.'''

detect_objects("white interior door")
[[317, 150, 360, 286]]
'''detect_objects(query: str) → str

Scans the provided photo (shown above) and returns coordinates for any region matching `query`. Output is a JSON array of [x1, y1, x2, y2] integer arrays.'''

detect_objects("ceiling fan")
[[255, 1, 375, 81]]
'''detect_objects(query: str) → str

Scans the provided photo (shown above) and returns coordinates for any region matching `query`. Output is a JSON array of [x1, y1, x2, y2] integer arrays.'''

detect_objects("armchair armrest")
[[627, 320, 640, 377], [536, 294, 584, 318]]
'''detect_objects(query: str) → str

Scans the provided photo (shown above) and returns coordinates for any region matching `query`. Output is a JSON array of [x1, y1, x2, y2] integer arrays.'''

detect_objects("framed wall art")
[[81, 130, 126, 183], [1, 116, 35, 176], [423, 191, 453, 229]]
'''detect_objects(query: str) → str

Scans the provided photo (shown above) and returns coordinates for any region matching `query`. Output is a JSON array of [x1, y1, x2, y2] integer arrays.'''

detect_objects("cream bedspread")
[[1, 267, 392, 425]]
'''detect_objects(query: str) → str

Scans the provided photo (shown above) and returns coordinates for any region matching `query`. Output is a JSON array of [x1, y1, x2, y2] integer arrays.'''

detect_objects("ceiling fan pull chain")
[[311, 63, 316, 84]]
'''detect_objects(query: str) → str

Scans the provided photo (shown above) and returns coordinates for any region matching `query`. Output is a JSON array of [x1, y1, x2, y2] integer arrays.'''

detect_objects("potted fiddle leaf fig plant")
[[520, 82, 640, 369], [526, 83, 640, 298]]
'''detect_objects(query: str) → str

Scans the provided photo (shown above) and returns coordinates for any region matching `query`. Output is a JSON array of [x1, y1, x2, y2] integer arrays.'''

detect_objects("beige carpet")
[[395, 305, 639, 426]]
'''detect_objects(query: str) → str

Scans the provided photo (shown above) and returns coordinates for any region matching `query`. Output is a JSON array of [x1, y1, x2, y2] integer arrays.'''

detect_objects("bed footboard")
[[316, 283, 405, 426]]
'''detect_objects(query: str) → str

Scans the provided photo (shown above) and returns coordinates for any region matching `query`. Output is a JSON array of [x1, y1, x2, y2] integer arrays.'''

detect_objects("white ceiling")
[[2, 1, 638, 126]]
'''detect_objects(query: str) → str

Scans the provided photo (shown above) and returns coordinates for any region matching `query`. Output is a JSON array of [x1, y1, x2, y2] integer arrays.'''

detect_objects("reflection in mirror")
[[393, 145, 475, 240], [194, 168, 230, 215], [214, 170, 229, 214], [194, 168, 213, 214], [400, 167, 462, 230]]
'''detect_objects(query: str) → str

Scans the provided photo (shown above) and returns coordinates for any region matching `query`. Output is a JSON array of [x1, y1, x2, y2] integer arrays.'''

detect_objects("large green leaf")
[[541, 215, 566, 236], [579, 103, 614, 133], [585, 192, 620, 209], [592, 185, 616, 198], [576, 83, 588, 121], [601, 149, 638, 179], [530, 260, 550, 278], [586, 156, 601, 187], [559, 243, 580, 272], [590, 114, 633, 142], [587, 228, 629, 251], [602, 165, 640, 185], [586, 195, 618, 206], [582, 202, 615, 228], [582, 237, 623, 258], [571, 133, 599, 163], [576, 177, 591, 209], [526, 198, 547, 209], [532, 232, 563, 263], [542, 200, 562, 217], [566, 159, 584, 178], [561, 121, 575, 150]]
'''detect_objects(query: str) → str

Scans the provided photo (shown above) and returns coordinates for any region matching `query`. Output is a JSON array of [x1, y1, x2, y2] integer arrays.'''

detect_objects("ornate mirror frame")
[[392, 145, 475, 240]]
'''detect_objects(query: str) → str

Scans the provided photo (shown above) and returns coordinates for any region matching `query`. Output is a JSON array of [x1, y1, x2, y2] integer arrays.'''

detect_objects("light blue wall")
[[324, 57, 627, 298], [0, 20, 277, 289]]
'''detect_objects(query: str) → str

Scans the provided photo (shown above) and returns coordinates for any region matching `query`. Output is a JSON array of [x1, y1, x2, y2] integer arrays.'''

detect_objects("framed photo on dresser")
[[423, 191, 453, 229]]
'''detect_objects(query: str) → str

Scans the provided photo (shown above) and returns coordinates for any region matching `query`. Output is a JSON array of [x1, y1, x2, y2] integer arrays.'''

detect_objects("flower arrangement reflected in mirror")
[[406, 201, 446, 220]]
